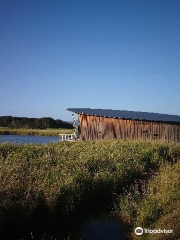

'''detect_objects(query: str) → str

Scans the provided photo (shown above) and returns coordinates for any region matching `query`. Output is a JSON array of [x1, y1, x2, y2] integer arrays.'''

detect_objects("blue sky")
[[0, 0, 180, 121]]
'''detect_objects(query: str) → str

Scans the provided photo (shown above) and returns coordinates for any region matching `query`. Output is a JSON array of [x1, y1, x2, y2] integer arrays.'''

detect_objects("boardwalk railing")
[[59, 134, 76, 141]]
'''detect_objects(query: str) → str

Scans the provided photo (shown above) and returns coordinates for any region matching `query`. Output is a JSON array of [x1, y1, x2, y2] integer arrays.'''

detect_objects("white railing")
[[59, 134, 76, 141]]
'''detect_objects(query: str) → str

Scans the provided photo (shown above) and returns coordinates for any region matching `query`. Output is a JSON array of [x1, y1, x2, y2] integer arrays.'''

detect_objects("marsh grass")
[[0, 127, 74, 136], [118, 145, 180, 239], [0, 140, 180, 239]]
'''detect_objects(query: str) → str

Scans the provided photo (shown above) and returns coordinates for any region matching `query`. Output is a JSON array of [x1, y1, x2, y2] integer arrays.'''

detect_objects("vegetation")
[[0, 127, 74, 136], [0, 116, 73, 129], [0, 140, 180, 239], [118, 144, 180, 239]]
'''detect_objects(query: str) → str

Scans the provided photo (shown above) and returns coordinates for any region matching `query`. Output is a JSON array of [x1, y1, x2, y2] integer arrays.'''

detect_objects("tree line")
[[0, 116, 73, 129]]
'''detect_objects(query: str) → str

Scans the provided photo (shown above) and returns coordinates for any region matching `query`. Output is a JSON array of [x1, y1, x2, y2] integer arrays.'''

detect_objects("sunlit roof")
[[67, 108, 180, 123]]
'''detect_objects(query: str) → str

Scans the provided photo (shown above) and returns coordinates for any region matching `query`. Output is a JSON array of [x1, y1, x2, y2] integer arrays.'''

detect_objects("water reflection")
[[81, 216, 127, 240], [0, 206, 127, 240], [16, 216, 127, 240]]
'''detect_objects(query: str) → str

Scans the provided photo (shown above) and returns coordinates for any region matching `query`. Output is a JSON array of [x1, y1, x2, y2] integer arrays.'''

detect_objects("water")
[[0, 135, 59, 144], [0, 196, 128, 240], [80, 216, 127, 240], [5, 215, 127, 240]]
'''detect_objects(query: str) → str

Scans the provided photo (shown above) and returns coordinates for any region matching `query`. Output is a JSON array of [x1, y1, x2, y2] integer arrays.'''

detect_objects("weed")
[[0, 140, 180, 239]]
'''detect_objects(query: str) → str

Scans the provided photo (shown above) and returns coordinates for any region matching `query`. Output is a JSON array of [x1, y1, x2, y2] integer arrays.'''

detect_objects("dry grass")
[[0, 127, 74, 136], [119, 154, 180, 239], [0, 139, 180, 239]]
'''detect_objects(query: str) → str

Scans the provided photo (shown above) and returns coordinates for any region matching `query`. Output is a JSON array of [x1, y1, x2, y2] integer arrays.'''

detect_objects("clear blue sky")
[[0, 0, 180, 121]]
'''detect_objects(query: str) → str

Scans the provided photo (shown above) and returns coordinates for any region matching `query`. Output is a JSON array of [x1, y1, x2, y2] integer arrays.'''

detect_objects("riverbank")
[[0, 140, 180, 239], [0, 127, 74, 136]]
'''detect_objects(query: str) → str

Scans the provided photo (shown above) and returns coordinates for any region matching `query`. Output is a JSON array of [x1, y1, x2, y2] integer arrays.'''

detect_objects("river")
[[0, 134, 60, 144]]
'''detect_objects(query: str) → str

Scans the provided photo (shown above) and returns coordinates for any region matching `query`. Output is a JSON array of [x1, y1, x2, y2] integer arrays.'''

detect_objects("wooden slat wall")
[[78, 114, 180, 143]]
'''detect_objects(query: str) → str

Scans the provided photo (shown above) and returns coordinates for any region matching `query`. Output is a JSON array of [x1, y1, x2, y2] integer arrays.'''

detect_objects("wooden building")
[[67, 108, 180, 143]]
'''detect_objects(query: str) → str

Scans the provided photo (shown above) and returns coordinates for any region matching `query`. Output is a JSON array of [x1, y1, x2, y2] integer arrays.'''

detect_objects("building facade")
[[67, 108, 180, 142]]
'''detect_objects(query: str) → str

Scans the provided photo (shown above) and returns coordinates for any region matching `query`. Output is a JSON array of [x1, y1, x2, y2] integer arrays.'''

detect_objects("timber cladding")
[[78, 114, 180, 142]]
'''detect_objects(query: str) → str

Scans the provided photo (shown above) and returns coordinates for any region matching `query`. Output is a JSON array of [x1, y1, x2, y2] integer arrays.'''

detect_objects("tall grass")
[[0, 140, 180, 239], [0, 127, 74, 136], [118, 144, 180, 239]]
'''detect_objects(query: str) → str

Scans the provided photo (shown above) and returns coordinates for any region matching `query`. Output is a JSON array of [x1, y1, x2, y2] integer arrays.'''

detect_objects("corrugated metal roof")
[[67, 108, 180, 123]]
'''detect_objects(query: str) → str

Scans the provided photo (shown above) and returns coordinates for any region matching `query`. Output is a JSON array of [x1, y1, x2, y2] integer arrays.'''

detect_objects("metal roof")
[[67, 108, 180, 123]]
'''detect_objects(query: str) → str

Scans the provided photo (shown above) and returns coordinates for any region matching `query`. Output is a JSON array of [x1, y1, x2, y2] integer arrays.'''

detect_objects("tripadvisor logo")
[[135, 227, 143, 235]]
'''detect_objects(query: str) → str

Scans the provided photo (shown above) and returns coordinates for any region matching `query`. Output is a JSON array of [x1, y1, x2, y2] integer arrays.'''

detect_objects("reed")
[[0, 139, 180, 239], [0, 127, 74, 136], [118, 144, 180, 239]]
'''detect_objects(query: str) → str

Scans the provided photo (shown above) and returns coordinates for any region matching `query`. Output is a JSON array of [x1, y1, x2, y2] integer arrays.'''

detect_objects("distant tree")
[[0, 116, 73, 129]]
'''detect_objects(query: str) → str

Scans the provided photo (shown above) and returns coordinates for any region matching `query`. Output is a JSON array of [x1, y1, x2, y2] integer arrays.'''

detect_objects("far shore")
[[0, 127, 74, 137]]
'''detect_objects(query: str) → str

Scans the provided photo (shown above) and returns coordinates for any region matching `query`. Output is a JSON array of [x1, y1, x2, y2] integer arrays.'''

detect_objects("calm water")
[[3, 214, 127, 240], [0, 135, 59, 144], [80, 216, 127, 240]]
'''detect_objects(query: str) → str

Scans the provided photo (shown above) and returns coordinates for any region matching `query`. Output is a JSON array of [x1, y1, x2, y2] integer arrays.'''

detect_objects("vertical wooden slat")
[[134, 120, 136, 139], [127, 120, 129, 139], [130, 120, 133, 139], [159, 122, 161, 142], [118, 119, 122, 139], [79, 114, 180, 142], [137, 121, 139, 140]]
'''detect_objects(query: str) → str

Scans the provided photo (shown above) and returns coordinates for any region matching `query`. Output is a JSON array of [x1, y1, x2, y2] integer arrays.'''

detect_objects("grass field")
[[0, 139, 180, 239], [119, 160, 180, 240], [0, 127, 74, 136]]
